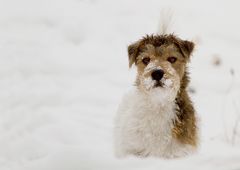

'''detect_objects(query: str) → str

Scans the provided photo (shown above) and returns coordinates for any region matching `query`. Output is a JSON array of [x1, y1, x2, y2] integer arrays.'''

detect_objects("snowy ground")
[[1, 0, 240, 169]]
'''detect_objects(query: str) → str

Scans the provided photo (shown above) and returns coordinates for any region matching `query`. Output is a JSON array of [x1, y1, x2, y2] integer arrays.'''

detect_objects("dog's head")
[[128, 34, 194, 102]]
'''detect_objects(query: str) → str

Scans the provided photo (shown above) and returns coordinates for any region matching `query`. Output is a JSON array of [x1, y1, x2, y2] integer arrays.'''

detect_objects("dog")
[[114, 34, 198, 158]]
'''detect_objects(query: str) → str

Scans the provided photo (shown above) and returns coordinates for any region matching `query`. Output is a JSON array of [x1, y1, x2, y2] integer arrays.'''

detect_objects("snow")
[[0, 0, 240, 169], [144, 61, 162, 73], [165, 79, 173, 87]]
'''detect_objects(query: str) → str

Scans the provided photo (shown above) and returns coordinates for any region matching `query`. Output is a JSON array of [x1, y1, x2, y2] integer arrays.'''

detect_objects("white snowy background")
[[1, 0, 240, 169]]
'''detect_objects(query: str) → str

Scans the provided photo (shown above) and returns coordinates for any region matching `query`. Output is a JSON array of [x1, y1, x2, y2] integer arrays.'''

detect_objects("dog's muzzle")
[[151, 69, 165, 88], [151, 69, 164, 81]]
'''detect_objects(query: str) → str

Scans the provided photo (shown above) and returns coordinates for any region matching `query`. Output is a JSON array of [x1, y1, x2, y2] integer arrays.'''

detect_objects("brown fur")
[[128, 34, 198, 146]]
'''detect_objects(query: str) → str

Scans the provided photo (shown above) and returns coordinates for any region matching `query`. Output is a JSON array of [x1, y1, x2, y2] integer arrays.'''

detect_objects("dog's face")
[[128, 35, 194, 102]]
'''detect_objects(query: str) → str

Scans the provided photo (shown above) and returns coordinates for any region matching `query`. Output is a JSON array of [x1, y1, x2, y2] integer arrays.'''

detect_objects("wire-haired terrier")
[[114, 34, 198, 158]]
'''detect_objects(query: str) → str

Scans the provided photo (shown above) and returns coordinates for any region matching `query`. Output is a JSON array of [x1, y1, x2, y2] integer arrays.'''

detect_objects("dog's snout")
[[151, 69, 164, 81]]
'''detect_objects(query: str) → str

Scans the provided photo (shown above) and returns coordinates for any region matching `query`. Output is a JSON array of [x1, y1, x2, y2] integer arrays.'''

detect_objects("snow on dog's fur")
[[114, 34, 198, 158]]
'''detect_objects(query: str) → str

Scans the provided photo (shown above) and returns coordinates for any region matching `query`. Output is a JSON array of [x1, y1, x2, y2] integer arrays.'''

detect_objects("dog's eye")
[[142, 57, 150, 65], [167, 56, 177, 63]]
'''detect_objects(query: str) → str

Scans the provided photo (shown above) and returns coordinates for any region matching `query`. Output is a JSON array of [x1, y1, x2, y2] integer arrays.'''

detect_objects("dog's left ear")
[[179, 40, 195, 60], [128, 41, 140, 68]]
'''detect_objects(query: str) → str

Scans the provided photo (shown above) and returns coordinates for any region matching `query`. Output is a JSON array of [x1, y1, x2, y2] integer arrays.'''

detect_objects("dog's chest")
[[115, 89, 182, 157], [133, 102, 176, 144]]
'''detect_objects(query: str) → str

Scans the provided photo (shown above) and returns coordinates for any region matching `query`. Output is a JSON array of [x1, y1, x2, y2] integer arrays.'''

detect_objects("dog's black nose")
[[151, 69, 164, 81]]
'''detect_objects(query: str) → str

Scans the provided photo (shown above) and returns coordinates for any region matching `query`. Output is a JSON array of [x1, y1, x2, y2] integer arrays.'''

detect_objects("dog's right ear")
[[128, 41, 140, 68], [179, 40, 195, 60]]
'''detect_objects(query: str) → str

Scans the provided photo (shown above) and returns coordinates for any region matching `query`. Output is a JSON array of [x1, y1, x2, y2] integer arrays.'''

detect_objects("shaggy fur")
[[114, 34, 198, 158]]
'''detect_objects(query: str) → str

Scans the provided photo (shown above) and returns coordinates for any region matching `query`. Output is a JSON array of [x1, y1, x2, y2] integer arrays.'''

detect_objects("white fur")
[[114, 75, 195, 158]]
